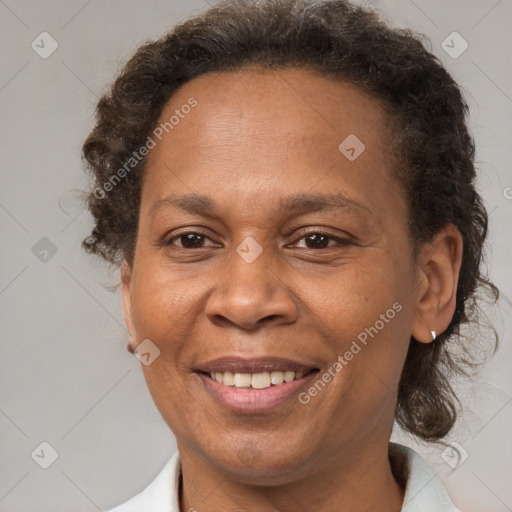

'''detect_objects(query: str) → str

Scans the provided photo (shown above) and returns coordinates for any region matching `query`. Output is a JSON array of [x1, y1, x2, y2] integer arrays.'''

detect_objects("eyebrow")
[[148, 192, 370, 220]]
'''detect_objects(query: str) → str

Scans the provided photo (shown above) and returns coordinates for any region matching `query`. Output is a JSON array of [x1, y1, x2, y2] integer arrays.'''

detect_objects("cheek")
[[305, 254, 404, 335], [127, 268, 196, 405], [130, 257, 203, 338], [129, 264, 207, 433], [140, 362, 204, 444], [309, 253, 412, 391]]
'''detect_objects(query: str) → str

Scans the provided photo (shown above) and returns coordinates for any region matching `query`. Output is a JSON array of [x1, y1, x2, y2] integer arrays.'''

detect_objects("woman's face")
[[122, 68, 424, 482]]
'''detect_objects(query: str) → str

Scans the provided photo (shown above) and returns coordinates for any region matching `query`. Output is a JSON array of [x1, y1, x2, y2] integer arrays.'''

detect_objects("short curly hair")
[[82, 0, 498, 441]]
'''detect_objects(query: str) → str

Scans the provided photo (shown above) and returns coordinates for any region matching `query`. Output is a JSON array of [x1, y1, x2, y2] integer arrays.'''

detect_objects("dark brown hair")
[[82, 0, 498, 441]]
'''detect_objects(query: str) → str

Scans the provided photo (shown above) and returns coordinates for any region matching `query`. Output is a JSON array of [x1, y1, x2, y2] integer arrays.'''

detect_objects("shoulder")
[[103, 451, 181, 512]]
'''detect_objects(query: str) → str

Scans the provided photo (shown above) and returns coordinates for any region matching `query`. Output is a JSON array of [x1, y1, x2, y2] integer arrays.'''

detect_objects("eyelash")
[[165, 229, 351, 250]]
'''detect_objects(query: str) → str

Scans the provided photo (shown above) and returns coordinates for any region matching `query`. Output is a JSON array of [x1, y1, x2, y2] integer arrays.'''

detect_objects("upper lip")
[[196, 356, 319, 374]]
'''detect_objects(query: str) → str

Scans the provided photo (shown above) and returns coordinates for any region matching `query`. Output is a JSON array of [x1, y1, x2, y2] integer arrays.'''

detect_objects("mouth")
[[194, 356, 321, 412], [201, 369, 316, 389]]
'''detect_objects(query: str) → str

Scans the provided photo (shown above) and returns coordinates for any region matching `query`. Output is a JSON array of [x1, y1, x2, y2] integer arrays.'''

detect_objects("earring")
[[430, 329, 437, 341]]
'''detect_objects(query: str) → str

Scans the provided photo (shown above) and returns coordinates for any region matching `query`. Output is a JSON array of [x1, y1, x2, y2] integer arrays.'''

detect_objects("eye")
[[165, 229, 351, 250], [166, 231, 218, 249], [290, 230, 351, 250]]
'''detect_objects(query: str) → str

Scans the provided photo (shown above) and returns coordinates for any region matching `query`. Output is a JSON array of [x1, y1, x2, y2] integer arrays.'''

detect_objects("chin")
[[203, 441, 316, 485]]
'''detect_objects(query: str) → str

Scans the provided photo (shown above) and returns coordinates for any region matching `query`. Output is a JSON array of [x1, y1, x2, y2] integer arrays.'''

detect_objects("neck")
[[178, 441, 405, 512]]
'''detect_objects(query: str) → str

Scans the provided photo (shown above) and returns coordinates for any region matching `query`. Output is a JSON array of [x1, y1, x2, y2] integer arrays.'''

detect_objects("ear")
[[411, 223, 463, 344], [121, 260, 137, 353]]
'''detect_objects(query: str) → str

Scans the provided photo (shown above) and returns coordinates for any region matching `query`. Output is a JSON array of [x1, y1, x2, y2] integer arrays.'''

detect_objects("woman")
[[82, 0, 498, 510]]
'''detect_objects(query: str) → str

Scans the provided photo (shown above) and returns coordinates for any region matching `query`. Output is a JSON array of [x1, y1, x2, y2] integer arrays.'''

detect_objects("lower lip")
[[196, 371, 319, 413]]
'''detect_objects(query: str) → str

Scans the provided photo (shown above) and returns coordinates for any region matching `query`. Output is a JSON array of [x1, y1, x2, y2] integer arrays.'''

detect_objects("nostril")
[[263, 315, 278, 322]]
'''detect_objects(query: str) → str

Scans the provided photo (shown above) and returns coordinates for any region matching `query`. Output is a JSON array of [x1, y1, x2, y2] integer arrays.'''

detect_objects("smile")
[[194, 356, 321, 412], [208, 370, 310, 389]]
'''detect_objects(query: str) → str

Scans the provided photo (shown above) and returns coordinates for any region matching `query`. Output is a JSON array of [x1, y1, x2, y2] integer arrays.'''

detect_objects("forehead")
[[156, 67, 388, 146], [141, 68, 404, 223]]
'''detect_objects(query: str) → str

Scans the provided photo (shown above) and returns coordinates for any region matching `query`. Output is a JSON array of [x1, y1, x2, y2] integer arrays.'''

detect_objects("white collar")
[[389, 442, 460, 511], [104, 442, 460, 512]]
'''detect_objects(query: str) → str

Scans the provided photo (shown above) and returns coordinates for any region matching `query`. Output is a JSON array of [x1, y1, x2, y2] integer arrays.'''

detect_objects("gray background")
[[0, 0, 511, 511]]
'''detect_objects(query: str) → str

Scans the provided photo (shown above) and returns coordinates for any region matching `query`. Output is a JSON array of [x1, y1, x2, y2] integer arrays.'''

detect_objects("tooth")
[[284, 371, 295, 383], [251, 372, 271, 389], [234, 373, 252, 388], [210, 370, 305, 387], [270, 371, 285, 385], [223, 371, 234, 386]]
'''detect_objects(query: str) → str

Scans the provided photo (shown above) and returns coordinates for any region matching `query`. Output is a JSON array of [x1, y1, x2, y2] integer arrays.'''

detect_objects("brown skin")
[[121, 68, 463, 512]]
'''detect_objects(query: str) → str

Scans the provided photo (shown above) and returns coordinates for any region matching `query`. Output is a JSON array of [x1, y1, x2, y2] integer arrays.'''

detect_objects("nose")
[[205, 248, 298, 331]]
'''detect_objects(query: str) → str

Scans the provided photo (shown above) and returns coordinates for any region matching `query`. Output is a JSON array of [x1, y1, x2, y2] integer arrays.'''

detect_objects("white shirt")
[[104, 442, 460, 512]]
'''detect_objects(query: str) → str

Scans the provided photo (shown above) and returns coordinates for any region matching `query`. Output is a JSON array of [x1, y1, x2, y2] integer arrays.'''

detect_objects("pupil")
[[306, 233, 328, 249], [181, 233, 203, 248]]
